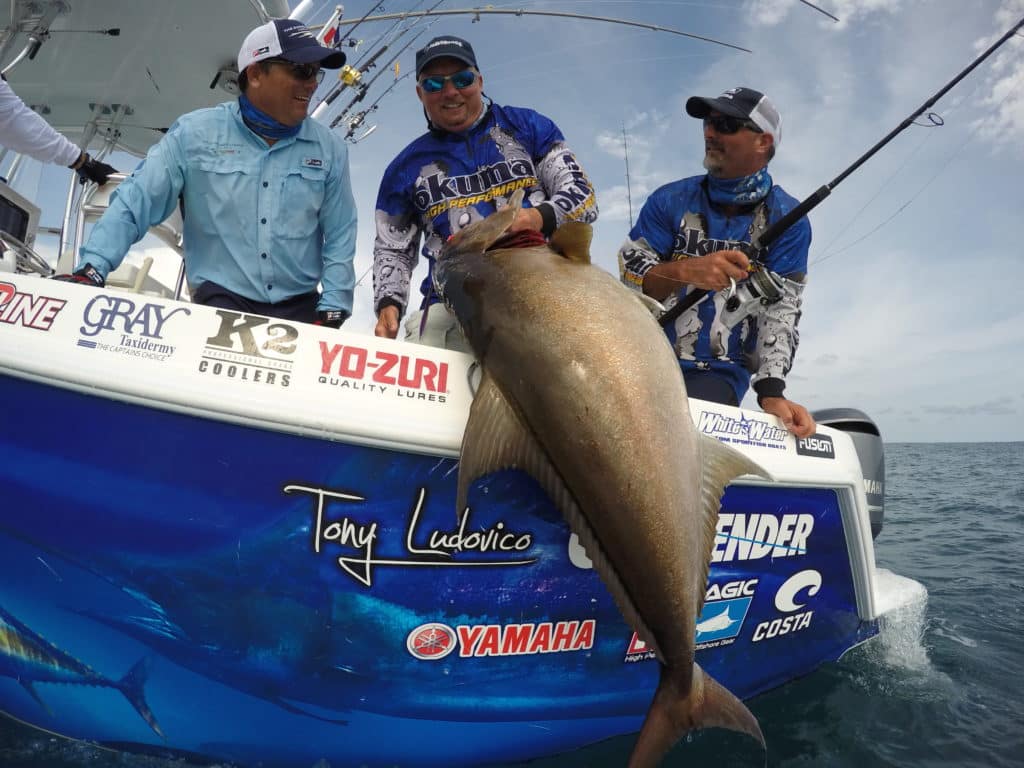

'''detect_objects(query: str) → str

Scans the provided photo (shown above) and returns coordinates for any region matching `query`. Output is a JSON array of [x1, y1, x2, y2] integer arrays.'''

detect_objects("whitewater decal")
[[317, 341, 448, 403], [76, 295, 190, 362], [712, 513, 813, 563], [407, 620, 595, 660], [752, 569, 821, 643], [0, 281, 65, 331], [285, 484, 536, 587], [698, 411, 789, 450], [796, 433, 835, 459], [624, 579, 758, 660], [199, 310, 296, 388]]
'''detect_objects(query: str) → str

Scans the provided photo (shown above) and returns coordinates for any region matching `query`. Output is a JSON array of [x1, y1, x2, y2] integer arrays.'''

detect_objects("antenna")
[[622, 125, 634, 227]]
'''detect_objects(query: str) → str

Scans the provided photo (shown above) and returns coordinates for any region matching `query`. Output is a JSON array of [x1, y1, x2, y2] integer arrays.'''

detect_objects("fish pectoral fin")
[[456, 369, 543, 515], [631, 290, 665, 317], [447, 189, 525, 254], [698, 435, 772, 595], [549, 221, 594, 264], [20, 680, 52, 715], [628, 663, 764, 768]]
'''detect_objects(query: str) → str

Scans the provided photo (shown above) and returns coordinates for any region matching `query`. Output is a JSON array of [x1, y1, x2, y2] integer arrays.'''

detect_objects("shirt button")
[[267, 284, 272, 290], [262, 181, 269, 188], [261, 218, 267, 224], [261, 253, 267, 259]]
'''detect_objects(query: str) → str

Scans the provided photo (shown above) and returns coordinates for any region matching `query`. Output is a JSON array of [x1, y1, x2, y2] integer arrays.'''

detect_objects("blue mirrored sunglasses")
[[419, 69, 477, 93]]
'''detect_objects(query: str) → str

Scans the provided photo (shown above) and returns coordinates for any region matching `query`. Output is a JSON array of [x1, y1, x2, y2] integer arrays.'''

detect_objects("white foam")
[[871, 567, 932, 672]]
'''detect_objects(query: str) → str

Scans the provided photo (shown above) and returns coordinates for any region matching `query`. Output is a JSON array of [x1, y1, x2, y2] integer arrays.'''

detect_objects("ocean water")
[[2, 442, 1021, 768]]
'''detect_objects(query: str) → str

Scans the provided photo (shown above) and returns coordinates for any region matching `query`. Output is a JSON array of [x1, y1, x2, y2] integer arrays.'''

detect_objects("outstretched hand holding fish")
[[435, 190, 770, 767]]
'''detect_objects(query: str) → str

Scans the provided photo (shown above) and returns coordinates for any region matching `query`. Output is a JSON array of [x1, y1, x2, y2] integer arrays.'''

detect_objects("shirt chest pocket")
[[191, 153, 258, 235], [278, 164, 326, 239]]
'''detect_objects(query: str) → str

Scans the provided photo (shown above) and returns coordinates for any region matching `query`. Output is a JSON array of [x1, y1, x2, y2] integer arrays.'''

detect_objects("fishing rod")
[[797, 0, 839, 23], [658, 13, 1024, 328], [331, 20, 438, 128], [314, 8, 751, 53], [343, 72, 413, 140], [313, 0, 444, 121]]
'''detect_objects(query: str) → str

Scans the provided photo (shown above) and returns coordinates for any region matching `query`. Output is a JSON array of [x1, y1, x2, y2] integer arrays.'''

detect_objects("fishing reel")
[[718, 262, 786, 328]]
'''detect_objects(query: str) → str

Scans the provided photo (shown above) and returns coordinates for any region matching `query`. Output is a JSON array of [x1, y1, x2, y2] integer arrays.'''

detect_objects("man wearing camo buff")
[[617, 86, 815, 437]]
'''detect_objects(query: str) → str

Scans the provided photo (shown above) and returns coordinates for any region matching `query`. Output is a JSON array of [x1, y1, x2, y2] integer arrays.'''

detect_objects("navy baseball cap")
[[238, 19, 346, 73], [686, 87, 782, 145], [415, 36, 478, 76]]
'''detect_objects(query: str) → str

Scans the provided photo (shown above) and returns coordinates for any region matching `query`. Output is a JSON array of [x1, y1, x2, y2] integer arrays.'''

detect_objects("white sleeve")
[[0, 77, 82, 167]]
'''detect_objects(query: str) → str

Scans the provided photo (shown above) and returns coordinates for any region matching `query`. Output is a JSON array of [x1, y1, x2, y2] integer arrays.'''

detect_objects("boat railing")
[[70, 172, 187, 299]]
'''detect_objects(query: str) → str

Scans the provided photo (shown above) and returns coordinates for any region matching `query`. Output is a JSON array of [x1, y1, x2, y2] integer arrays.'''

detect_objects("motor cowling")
[[812, 408, 885, 538]]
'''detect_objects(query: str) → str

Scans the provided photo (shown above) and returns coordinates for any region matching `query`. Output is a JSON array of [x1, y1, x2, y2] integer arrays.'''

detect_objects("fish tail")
[[117, 656, 165, 740], [627, 662, 764, 768]]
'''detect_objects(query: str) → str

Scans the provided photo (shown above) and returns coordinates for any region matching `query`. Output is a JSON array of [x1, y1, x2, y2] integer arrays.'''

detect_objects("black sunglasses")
[[703, 114, 762, 135], [266, 58, 325, 84]]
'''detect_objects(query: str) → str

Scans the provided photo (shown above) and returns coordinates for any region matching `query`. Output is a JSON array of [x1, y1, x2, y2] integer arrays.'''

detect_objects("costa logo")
[[320, 342, 448, 393], [407, 623, 458, 661], [751, 569, 821, 643]]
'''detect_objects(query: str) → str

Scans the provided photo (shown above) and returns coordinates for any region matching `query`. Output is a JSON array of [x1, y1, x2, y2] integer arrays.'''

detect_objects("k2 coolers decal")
[[200, 311, 295, 387], [407, 620, 595, 660]]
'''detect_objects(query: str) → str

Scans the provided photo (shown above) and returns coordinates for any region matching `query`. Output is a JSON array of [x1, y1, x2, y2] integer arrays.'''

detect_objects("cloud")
[[971, 2, 1024, 150], [746, 0, 905, 29], [921, 398, 1018, 416]]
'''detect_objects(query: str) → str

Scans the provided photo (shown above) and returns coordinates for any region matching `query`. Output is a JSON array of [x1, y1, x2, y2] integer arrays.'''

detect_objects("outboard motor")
[[812, 408, 885, 538]]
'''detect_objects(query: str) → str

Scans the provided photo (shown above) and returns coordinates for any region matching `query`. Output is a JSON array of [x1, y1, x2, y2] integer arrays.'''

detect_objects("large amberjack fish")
[[0, 605, 163, 739], [435, 190, 770, 767]]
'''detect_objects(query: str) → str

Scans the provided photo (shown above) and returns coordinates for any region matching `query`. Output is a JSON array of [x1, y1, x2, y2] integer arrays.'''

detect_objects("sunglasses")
[[703, 114, 762, 135], [419, 69, 477, 93], [267, 59, 325, 84]]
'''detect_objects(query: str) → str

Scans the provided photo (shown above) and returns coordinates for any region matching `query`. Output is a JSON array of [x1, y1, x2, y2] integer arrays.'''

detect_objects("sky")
[[13, 0, 1024, 442]]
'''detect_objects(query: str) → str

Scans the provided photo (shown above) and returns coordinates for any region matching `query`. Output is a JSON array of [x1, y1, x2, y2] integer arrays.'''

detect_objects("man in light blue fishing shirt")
[[61, 19, 357, 327]]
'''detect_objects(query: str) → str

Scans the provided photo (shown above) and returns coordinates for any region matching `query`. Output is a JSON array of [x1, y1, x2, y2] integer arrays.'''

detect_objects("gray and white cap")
[[686, 87, 782, 146]]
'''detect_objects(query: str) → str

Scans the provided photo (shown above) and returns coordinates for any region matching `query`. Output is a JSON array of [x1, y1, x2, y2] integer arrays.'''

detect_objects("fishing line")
[[657, 12, 1024, 327], [812, 74, 992, 265], [812, 76, 1023, 267]]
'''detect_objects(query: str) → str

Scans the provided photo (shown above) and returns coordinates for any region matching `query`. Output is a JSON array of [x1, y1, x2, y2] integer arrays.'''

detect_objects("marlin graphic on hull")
[[0, 605, 163, 739]]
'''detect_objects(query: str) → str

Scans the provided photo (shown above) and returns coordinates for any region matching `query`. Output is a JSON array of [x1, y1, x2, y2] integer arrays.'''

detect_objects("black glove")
[[52, 263, 105, 288], [72, 153, 118, 185], [315, 309, 348, 329]]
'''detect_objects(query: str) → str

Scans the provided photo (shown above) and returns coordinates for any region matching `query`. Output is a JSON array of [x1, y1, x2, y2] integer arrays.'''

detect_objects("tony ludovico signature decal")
[[77, 295, 190, 361], [200, 311, 296, 387], [284, 484, 536, 586]]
